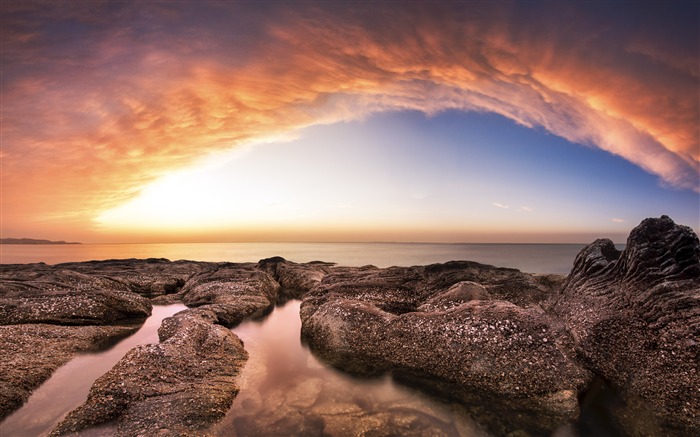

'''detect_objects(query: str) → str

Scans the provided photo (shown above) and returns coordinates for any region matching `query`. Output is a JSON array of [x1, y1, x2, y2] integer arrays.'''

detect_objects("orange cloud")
[[1, 2, 697, 239]]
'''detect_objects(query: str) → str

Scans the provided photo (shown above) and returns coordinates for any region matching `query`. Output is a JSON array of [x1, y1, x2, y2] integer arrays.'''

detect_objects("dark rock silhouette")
[[554, 215, 700, 436]]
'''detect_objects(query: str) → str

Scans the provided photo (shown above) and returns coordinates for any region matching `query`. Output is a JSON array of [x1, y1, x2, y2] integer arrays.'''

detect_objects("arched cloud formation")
[[2, 1, 698, 233]]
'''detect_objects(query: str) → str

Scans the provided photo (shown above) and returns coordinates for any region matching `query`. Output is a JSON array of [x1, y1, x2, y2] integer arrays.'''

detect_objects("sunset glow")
[[2, 1, 698, 243]]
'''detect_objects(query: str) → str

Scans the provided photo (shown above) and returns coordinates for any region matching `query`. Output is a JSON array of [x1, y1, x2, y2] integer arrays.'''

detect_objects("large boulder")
[[554, 216, 700, 436], [300, 261, 589, 435]]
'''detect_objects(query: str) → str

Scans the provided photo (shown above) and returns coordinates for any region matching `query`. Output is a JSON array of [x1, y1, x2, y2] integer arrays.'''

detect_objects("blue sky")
[[96, 110, 699, 243]]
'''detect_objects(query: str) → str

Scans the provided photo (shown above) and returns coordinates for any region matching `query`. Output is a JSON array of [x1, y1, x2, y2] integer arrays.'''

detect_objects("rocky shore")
[[0, 216, 697, 436]]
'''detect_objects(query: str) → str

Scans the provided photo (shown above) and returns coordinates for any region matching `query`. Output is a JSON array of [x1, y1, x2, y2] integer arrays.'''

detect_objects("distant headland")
[[0, 238, 81, 245]]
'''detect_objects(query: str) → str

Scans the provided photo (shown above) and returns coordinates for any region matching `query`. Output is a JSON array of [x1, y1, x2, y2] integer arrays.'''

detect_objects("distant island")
[[0, 238, 81, 245]]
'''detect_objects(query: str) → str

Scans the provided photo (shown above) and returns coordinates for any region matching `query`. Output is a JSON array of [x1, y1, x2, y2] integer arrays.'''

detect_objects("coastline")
[[0, 217, 698, 436]]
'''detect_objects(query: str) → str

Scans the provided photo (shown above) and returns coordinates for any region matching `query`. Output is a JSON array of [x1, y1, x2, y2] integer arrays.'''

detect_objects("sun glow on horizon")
[[90, 111, 698, 244]]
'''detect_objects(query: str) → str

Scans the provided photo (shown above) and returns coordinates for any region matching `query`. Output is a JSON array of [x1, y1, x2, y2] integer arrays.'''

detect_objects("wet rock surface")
[[0, 259, 278, 434], [300, 261, 588, 435], [554, 216, 700, 436]]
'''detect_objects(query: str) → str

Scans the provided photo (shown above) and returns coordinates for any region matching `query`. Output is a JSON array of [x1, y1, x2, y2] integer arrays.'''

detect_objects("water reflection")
[[212, 300, 490, 437], [0, 304, 187, 437]]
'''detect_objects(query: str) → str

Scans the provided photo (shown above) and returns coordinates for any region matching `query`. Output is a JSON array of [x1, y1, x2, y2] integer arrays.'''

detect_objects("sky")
[[1, 1, 698, 244]]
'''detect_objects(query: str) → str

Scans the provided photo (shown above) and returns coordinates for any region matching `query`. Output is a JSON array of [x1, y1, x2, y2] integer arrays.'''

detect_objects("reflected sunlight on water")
[[0, 242, 621, 274], [212, 300, 490, 437], [0, 305, 187, 437]]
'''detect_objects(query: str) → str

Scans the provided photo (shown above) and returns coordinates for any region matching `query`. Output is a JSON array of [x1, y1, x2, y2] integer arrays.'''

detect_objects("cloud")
[[611, 218, 626, 223], [1, 2, 698, 234], [493, 203, 510, 209]]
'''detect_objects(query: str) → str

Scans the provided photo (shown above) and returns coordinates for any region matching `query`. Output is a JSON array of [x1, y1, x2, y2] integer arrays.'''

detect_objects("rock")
[[300, 261, 589, 434], [180, 263, 280, 327], [0, 323, 138, 420], [50, 308, 248, 436], [554, 216, 700, 436], [258, 257, 333, 299], [0, 264, 152, 325], [285, 377, 323, 409], [0, 259, 280, 434], [53, 259, 204, 299], [232, 410, 325, 436], [418, 281, 490, 311], [0, 289, 151, 326]]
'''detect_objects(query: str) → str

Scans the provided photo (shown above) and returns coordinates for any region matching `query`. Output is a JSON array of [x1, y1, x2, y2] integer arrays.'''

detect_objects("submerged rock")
[[554, 216, 700, 436]]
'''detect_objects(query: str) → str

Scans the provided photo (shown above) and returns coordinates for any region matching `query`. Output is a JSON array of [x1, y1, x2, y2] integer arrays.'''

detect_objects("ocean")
[[0, 242, 625, 274]]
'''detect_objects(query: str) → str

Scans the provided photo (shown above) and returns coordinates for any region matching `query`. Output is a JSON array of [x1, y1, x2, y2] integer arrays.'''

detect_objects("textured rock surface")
[[0, 323, 138, 420], [554, 216, 700, 436], [258, 257, 333, 299], [300, 261, 588, 435], [181, 263, 280, 327], [0, 259, 281, 434], [0, 262, 154, 421], [50, 308, 248, 436], [0, 263, 152, 325]]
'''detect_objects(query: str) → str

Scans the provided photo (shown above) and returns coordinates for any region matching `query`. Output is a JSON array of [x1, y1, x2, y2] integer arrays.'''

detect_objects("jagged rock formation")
[[299, 261, 589, 435], [554, 215, 700, 436]]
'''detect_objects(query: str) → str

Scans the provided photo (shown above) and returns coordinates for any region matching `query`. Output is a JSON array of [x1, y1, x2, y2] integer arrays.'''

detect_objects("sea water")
[[0, 242, 623, 274]]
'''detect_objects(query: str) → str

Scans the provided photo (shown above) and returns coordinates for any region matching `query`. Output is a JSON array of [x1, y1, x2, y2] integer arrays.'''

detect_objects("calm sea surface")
[[0, 242, 625, 274]]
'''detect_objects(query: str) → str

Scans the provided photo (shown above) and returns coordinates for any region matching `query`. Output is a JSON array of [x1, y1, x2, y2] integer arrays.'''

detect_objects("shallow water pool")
[[0, 304, 187, 437]]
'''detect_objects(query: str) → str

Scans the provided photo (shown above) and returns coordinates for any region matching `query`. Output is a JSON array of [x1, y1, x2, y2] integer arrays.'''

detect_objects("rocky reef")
[[0, 216, 697, 436], [298, 262, 589, 435]]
